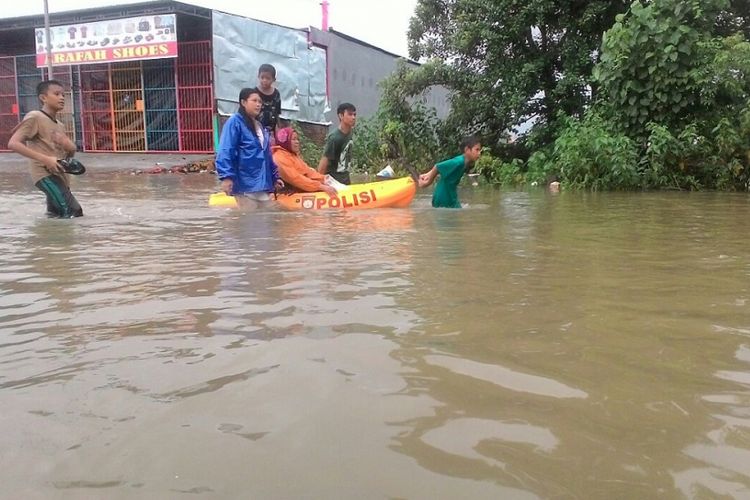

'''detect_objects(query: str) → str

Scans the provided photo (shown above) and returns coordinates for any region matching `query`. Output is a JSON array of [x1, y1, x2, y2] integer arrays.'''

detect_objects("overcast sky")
[[3, 0, 419, 57]]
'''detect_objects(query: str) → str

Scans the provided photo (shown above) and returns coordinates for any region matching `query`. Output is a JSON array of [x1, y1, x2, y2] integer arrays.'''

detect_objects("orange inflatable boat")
[[209, 176, 416, 210]]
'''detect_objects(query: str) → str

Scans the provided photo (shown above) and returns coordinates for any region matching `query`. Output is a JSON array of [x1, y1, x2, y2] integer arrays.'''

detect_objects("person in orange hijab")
[[272, 127, 338, 196]]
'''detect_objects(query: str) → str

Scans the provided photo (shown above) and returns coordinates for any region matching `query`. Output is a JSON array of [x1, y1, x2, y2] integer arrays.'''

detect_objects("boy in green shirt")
[[418, 136, 482, 208]]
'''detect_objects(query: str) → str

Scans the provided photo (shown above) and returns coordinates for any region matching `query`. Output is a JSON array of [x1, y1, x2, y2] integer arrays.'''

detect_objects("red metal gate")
[[78, 40, 212, 152], [3, 41, 212, 153], [111, 61, 146, 151], [79, 63, 114, 151], [0, 56, 75, 150], [0, 57, 18, 149], [177, 41, 213, 153]]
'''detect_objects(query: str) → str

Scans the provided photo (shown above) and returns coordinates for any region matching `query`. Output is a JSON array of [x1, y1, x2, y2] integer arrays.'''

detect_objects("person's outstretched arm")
[[418, 166, 438, 188], [317, 156, 329, 175], [269, 155, 284, 190], [318, 135, 336, 174], [277, 157, 323, 192]]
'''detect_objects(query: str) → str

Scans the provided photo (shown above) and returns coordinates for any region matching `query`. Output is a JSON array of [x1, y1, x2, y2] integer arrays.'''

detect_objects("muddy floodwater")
[[1, 162, 749, 499]]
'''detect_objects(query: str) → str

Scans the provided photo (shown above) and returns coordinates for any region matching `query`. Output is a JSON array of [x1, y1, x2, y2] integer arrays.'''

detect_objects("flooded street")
[[1, 162, 750, 499]]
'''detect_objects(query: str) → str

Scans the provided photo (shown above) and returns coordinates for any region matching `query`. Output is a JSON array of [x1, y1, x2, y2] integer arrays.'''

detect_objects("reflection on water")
[[1, 169, 750, 498], [675, 343, 750, 497], [424, 354, 588, 399], [420, 417, 559, 464]]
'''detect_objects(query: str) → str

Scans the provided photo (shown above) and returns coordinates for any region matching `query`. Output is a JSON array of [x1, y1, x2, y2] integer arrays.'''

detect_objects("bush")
[[473, 113, 641, 190], [474, 154, 525, 186], [642, 122, 703, 189], [549, 112, 641, 190], [525, 150, 557, 186], [594, 0, 720, 137], [352, 105, 443, 176], [642, 109, 750, 190]]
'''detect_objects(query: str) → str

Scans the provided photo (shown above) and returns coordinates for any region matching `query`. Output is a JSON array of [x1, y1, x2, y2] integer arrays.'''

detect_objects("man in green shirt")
[[418, 136, 482, 208], [318, 102, 356, 185]]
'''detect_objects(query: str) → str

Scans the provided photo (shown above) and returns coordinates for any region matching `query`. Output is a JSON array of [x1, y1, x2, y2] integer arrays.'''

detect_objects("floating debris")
[[129, 158, 215, 175]]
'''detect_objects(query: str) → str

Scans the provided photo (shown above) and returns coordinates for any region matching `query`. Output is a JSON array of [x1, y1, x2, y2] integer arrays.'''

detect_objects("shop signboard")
[[36, 14, 178, 67]]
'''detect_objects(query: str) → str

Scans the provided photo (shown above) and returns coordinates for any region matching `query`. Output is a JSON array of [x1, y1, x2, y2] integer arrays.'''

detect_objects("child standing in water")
[[418, 136, 482, 208], [254, 63, 282, 136], [8, 80, 82, 218], [215, 88, 284, 208]]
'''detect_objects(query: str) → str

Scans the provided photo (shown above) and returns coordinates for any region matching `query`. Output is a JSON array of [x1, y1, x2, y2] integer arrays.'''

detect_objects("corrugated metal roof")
[[0, 1, 210, 31]]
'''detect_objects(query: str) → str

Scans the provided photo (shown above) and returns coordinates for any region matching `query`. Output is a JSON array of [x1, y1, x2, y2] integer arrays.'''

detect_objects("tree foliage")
[[516, 0, 750, 190], [716, 0, 750, 38], [291, 123, 324, 169], [594, 0, 725, 136], [582, 0, 750, 189], [351, 61, 446, 176], [358, 0, 750, 190], [407, 0, 629, 152]]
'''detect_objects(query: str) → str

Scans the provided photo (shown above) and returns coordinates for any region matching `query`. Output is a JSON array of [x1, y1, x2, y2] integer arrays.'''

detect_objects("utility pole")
[[43, 0, 53, 78]]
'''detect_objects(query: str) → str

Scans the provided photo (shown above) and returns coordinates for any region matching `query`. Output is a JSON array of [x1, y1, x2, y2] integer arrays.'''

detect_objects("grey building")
[[309, 27, 451, 127]]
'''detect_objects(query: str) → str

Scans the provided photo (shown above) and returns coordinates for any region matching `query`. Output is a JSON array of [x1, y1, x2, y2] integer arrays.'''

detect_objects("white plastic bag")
[[376, 165, 395, 178], [324, 175, 348, 192]]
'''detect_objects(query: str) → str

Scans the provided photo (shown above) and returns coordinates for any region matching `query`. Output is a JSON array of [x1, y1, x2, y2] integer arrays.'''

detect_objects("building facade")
[[309, 27, 451, 127], [0, 1, 450, 153], [0, 1, 215, 152]]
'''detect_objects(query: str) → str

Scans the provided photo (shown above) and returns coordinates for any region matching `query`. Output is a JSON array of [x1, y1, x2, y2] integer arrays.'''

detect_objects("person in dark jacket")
[[215, 87, 284, 208]]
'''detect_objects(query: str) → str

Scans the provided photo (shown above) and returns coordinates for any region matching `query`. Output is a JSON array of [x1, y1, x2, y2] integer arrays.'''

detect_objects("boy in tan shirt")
[[8, 80, 82, 218]]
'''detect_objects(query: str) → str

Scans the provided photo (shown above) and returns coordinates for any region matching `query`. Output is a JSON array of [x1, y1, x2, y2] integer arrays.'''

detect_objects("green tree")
[[593, 0, 729, 136], [589, 0, 750, 189], [352, 61, 445, 176], [716, 0, 750, 38], [407, 0, 629, 153], [376, 0, 750, 190]]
